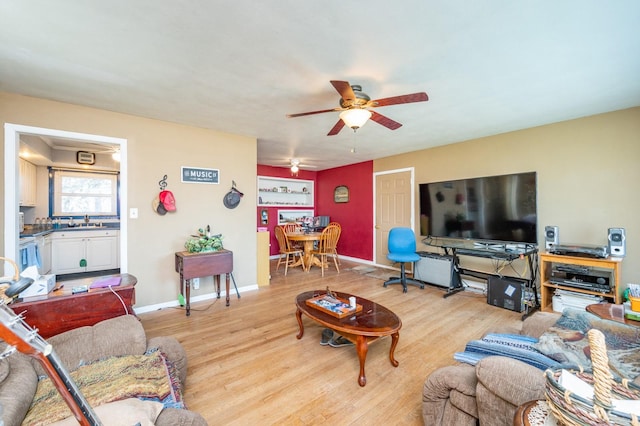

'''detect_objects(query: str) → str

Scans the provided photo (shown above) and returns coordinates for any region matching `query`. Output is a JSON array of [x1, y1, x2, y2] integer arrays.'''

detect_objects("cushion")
[[36, 315, 147, 377], [533, 308, 640, 379], [475, 356, 547, 404], [23, 350, 183, 425], [0, 351, 38, 426], [49, 398, 163, 426]]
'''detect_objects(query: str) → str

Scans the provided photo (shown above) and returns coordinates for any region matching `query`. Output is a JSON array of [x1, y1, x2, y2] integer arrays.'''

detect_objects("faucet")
[[84, 215, 90, 226]]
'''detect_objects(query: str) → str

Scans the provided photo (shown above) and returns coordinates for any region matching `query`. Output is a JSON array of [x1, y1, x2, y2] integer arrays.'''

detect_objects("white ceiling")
[[2, 1, 639, 171]]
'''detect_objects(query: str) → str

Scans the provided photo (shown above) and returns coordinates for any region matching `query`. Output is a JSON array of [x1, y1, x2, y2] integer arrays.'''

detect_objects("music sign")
[[181, 167, 220, 184]]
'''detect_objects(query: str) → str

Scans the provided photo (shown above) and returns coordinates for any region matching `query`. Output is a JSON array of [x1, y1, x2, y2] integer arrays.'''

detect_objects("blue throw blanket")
[[454, 333, 561, 370]]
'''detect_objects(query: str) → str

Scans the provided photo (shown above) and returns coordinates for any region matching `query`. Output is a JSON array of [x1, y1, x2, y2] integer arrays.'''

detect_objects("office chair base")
[[383, 264, 424, 293]]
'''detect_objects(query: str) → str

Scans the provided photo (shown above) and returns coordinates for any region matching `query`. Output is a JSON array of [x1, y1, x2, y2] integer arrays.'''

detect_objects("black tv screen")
[[419, 172, 537, 244]]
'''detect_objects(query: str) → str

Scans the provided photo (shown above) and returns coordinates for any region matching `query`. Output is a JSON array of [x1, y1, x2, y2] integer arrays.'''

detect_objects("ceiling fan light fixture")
[[339, 108, 372, 130], [290, 164, 299, 173]]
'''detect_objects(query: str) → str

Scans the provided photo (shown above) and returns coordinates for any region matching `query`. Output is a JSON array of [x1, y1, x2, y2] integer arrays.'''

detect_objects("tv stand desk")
[[423, 238, 539, 319]]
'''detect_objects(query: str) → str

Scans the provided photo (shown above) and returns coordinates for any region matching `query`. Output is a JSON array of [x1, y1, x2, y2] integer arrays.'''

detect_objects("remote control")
[[71, 285, 89, 294]]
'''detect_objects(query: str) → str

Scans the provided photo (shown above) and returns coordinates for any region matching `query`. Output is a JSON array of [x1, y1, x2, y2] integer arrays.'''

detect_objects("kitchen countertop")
[[20, 223, 120, 238]]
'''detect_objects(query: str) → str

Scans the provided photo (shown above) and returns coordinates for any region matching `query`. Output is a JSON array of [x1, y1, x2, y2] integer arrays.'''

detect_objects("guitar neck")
[[44, 350, 103, 426], [0, 302, 102, 426]]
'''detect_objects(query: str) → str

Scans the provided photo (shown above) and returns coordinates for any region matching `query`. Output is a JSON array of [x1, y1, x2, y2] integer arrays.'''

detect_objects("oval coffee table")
[[295, 290, 402, 386]]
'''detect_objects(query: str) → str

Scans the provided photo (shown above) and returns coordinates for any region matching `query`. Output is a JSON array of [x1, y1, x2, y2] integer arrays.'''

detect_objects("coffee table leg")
[[356, 335, 369, 387], [295, 308, 305, 339], [389, 332, 400, 367]]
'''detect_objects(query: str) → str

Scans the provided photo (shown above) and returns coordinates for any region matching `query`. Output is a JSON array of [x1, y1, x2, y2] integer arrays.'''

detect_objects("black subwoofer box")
[[487, 276, 528, 312]]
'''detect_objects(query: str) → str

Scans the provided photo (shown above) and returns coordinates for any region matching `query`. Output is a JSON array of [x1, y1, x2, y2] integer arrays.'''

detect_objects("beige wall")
[[374, 107, 640, 288], [1, 92, 257, 308]]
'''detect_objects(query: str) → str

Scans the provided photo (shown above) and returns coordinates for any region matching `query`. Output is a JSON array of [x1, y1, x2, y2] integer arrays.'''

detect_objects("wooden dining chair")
[[282, 223, 301, 233], [327, 222, 341, 264], [274, 226, 304, 275], [309, 224, 341, 277], [282, 222, 303, 250]]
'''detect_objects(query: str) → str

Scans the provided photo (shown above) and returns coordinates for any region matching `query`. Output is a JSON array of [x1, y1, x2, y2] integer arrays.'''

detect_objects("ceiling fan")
[[286, 80, 428, 136], [287, 158, 317, 173], [271, 158, 317, 173]]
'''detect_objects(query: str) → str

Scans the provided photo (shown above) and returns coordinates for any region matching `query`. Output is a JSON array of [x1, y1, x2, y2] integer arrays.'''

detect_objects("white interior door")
[[374, 168, 414, 266]]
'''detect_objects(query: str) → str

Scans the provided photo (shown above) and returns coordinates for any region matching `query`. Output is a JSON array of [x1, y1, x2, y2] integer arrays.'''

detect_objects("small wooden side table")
[[586, 303, 640, 327], [175, 249, 238, 316]]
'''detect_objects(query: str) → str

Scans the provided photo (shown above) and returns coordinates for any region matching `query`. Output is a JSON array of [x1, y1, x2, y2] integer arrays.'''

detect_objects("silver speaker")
[[608, 228, 626, 257], [415, 253, 454, 288], [545, 225, 559, 250]]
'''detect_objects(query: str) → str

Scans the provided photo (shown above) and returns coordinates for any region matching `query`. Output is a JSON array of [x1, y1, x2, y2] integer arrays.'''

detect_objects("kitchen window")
[[51, 169, 119, 217]]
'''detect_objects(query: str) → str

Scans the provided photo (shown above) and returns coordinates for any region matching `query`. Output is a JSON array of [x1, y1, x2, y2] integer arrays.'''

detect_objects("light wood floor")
[[139, 259, 524, 425]]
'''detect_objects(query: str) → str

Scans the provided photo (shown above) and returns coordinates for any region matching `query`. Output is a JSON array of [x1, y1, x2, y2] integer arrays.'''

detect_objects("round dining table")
[[286, 231, 323, 271]]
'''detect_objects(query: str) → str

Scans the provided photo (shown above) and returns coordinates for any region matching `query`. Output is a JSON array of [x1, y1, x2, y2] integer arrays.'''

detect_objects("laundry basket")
[[544, 329, 640, 425]]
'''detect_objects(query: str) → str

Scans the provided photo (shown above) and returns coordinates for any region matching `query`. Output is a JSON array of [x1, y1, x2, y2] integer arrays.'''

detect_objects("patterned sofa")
[[0, 314, 207, 426], [422, 308, 640, 426], [422, 311, 560, 425]]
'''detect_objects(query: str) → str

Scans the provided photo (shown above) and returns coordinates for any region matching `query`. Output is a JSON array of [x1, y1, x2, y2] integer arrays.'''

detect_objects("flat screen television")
[[419, 172, 537, 245]]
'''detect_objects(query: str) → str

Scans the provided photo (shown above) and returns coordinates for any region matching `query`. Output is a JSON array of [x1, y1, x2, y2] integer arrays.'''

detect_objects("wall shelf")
[[257, 176, 314, 207]]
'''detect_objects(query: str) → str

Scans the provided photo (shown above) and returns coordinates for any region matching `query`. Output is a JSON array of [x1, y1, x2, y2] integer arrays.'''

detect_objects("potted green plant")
[[185, 225, 223, 253]]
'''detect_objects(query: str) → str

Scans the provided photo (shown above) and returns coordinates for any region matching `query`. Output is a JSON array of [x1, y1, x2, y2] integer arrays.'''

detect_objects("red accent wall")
[[316, 161, 373, 261], [257, 162, 374, 260], [257, 165, 318, 255]]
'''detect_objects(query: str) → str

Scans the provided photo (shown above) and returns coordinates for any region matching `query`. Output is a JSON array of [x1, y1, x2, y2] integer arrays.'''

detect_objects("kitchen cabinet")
[[36, 233, 52, 274], [19, 158, 37, 206], [257, 176, 314, 207], [51, 230, 120, 275]]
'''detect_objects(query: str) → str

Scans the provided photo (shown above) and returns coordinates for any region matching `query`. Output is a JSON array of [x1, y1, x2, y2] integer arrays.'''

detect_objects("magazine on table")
[[305, 292, 362, 318]]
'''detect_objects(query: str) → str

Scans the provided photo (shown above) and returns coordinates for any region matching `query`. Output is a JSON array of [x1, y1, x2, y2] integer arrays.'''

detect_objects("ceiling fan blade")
[[327, 119, 346, 136], [330, 80, 356, 102], [370, 111, 402, 130], [371, 92, 428, 107], [287, 108, 340, 118]]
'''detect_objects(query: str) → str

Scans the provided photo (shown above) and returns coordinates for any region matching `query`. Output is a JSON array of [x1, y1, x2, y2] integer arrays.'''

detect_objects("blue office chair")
[[383, 227, 424, 293]]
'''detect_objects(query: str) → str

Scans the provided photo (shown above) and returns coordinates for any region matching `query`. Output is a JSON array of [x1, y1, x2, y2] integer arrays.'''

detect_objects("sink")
[[77, 224, 106, 228]]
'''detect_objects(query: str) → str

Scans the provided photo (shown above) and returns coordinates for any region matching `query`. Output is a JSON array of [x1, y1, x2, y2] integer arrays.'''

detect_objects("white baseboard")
[[134, 284, 259, 314]]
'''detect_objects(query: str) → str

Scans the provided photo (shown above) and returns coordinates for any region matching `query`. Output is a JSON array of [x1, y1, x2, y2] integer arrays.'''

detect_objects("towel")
[[20, 244, 41, 271]]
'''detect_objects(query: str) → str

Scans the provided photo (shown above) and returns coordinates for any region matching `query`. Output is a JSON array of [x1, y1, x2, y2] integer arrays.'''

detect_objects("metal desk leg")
[[230, 273, 240, 299]]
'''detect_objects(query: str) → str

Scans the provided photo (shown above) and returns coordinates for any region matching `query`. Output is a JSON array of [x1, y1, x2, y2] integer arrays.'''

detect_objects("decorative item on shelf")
[[334, 185, 349, 203], [223, 180, 244, 209], [153, 175, 177, 215], [184, 225, 223, 253]]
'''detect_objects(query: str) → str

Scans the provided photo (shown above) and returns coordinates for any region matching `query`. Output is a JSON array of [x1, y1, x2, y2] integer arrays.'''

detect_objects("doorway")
[[3, 123, 128, 273], [373, 168, 414, 267]]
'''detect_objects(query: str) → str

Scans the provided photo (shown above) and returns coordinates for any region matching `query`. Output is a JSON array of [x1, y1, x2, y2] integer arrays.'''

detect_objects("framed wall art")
[[334, 185, 349, 203]]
